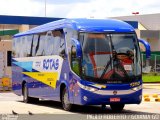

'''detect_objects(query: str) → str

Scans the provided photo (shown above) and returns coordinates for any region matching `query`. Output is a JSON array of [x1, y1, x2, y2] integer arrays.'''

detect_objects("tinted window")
[[26, 35, 33, 57], [13, 29, 65, 57], [36, 33, 46, 56], [32, 35, 39, 56], [44, 30, 65, 56]]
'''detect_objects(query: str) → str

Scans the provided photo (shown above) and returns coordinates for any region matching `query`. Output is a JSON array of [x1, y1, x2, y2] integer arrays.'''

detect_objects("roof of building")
[[112, 13, 160, 30], [0, 15, 63, 25], [14, 18, 136, 37]]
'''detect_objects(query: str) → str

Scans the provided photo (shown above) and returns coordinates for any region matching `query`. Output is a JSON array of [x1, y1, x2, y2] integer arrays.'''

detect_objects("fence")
[[142, 53, 160, 73]]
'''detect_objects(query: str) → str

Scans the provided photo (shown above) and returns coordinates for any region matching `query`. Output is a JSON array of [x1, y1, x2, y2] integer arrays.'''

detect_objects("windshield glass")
[[79, 33, 141, 83]]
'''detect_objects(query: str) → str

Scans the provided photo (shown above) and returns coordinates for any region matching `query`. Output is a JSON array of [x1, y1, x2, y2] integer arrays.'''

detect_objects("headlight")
[[84, 86, 98, 92], [78, 82, 98, 92], [132, 85, 142, 91]]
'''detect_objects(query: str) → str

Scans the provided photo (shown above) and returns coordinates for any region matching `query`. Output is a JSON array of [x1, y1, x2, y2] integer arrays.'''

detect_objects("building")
[[0, 15, 62, 89], [112, 13, 160, 52]]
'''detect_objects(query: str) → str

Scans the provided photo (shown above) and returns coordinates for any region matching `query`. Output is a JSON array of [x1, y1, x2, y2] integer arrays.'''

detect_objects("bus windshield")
[[79, 33, 141, 83]]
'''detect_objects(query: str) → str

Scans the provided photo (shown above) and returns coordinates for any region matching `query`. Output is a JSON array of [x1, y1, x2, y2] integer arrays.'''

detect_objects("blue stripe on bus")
[[13, 61, 33, 72]]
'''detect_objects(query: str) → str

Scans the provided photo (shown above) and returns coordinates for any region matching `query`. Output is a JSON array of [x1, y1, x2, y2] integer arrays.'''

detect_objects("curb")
[[152, 94, 158, 98], [155, 98, 160, 102], [143, 94, 160, 102]]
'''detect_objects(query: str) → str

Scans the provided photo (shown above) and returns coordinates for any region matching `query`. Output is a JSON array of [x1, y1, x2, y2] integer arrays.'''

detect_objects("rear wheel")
[[61, 87, 72, 111], [23, 83, 38, 103], [23, 83, 31, 103], [110, 104, 125, 112]]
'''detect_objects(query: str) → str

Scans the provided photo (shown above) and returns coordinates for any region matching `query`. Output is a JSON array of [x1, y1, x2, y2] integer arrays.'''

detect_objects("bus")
[[12, 18, 142, 112]]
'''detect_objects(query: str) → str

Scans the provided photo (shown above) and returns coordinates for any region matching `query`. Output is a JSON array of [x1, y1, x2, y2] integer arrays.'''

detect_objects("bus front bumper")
[[78, 86, 142, 105]]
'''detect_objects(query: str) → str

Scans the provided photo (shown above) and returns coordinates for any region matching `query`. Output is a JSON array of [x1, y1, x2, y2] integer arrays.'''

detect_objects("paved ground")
[[143, 83, 160, 90], [0, 94, 160, 115], [0, 83, 159, 120], [0, 85, 160, 115]]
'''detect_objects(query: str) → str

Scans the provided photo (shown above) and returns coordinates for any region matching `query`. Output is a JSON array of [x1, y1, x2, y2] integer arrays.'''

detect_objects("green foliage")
[[142, 73, 160, 83], [72, 60, 80, 75]]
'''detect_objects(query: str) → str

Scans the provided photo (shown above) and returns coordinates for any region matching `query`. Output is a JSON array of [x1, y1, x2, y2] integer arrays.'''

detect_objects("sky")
[[0, 0, 160, 18]]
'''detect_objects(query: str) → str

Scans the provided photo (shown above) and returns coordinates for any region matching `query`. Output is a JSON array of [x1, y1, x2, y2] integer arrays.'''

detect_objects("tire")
[[23, 83, 38, 103], [61, 87, 72, 111], [101, 104, 106, 111], [23, 83, 30, 103], [110, 104, 125, 112]]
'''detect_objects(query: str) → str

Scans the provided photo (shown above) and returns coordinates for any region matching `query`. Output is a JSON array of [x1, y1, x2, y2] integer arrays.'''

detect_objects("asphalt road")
[[0, 88, 160, 120]]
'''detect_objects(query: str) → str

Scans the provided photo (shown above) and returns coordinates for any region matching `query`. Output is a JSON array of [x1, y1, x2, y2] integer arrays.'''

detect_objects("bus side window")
[[14, 38, 20, 57], [32, 35, 39, 56], [23, 36, 32, 57], [52, 30, 66, 57], [59, 31, 66, 58], [26, 35, 33, 57], [36, 32, 46, 56], [18, 37, 23, 57]]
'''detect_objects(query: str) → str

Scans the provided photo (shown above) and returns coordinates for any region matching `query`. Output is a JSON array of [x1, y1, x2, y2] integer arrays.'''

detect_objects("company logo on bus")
[[43, 59, 59, 70], [113, 90, 117, 95]]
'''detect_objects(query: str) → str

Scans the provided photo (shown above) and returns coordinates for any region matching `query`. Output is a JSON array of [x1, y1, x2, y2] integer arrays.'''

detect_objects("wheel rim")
[[23, 86, 27, 102]]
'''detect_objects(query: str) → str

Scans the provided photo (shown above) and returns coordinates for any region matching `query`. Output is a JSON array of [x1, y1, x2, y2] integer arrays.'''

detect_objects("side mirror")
[[138, 39, 151, 59], [71, 38, 82, 58]]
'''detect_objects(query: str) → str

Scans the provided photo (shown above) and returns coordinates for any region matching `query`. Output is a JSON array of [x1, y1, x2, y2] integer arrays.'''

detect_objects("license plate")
[[110, 98, 120, 102]]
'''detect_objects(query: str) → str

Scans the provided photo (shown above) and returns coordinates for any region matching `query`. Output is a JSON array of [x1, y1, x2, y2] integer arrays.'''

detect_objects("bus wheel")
[[101, 104, 106, 111], [23, 83, 30, 103], [110, 104, 125, 112], [62, 87, 72, 111]]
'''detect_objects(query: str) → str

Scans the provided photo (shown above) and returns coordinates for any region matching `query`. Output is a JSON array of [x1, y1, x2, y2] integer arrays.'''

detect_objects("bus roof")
[[14, 18, 135, 37]]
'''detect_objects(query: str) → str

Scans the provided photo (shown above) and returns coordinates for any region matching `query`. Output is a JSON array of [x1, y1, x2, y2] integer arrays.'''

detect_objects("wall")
[[140, 30, 160, 51], [19, 25, 29, 32], [0, 41, 12, 78], [147, 38, 160, 51]]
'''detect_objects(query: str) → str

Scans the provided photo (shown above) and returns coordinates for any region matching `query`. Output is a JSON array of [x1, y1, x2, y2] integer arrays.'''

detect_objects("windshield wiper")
[[100, 57, 112, 79], [100, 34, 129, 79]]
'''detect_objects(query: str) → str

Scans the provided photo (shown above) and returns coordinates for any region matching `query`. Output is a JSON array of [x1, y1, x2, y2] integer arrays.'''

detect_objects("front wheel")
[[110, 104, 125, 112], [61, 87, 72, 111]]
